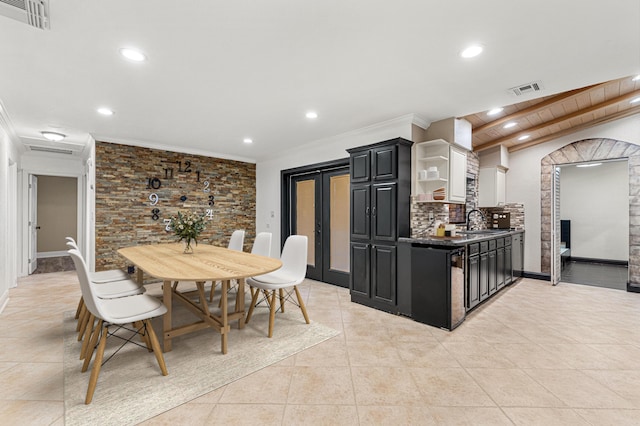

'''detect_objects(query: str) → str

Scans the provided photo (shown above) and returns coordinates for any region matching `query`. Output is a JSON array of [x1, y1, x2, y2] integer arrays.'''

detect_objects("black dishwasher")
[[410, 244, 465, 330]]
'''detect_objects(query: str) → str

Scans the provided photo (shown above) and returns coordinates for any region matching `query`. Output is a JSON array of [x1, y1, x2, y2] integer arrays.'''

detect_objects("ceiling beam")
[[508, 106, 640, 153], [474, 89, 640, 152], [472, 83, 600, 133]]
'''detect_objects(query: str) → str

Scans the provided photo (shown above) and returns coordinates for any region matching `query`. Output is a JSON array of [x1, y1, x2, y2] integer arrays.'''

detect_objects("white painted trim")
[[37, 251, 69, 259], [92, 135, 257, 164], [0, 99, 25, 152], [0, 289, 8, 315]]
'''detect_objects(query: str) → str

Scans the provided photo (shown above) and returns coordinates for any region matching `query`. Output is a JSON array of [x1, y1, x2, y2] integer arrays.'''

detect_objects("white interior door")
[[28, 174, 38, 274]]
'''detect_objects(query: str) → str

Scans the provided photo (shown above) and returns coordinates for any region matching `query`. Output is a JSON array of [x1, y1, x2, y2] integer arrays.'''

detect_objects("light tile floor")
[[1, 272, 640, 425]]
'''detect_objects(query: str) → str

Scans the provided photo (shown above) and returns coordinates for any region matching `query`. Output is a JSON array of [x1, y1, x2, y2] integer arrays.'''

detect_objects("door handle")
[[366, 207, 370, 215], [36, 226, 41, 230], [372, 207, 376, 216]]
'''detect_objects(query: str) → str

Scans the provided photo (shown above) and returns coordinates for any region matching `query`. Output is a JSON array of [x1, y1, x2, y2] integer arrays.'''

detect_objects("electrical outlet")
[[428, 210, 434, 221]]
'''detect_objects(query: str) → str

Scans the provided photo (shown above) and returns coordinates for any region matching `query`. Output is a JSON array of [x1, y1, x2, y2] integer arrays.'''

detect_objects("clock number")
[[164, 167, 174, 179], [205, 209, 213, 220], [176, 160, 193, 173], [149, 193, 159, 206], [196, 170, 200, 182], [163, 219, 172, 231], [147, 177, 161, 190], [203, 180, 210, 193], [151, 208, 160, 221], [208, 195, 215, 206]]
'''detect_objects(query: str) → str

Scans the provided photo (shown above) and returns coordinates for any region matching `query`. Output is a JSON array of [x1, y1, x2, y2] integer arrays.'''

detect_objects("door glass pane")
[[330, 174, 350, 273], [295, 180, 315, 266]]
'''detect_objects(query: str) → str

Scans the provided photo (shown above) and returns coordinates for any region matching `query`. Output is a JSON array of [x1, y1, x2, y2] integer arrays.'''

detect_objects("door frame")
[[21, 170, 84, 276], [281, 158, 349, 284]]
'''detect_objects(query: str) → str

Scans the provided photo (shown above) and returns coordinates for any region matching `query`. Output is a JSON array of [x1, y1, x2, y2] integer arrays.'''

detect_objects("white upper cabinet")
[[413, 139, 467, 204], [478, 167, 506, 207]]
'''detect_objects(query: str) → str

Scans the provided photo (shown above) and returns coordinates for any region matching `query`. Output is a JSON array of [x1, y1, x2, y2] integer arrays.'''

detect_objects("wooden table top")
[[118, 243, 282, 281]]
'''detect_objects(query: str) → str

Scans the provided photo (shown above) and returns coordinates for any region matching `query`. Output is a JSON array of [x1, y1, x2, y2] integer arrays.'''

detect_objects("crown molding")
[[0, 100, 25, 153]]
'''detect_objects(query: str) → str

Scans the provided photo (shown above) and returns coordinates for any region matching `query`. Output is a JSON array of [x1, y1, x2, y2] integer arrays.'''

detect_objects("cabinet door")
[[350, 185, 370, 240], [350, 151, 370, 183], [448, 146, 467, 203], [496, 247, 505, 290], [479, 252, 489, 301], [371, 183, 396, 242], [468, 255, 480, 309], [372, 145, 397, 181], [488, 250, 497, 295], [372, 244, 396, 304], [350, 243, 370, 297], [505, 245, 513, 285]]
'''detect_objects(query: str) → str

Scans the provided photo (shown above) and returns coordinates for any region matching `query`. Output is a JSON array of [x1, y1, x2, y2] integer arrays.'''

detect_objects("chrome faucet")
[[466, 209, 486, 230]]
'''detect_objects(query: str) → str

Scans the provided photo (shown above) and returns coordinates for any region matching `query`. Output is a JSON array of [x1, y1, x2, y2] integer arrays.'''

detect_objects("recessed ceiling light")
[[630, 96, 640, 104], [306, 111, 318, 119], [576, 162, 602, 168], [518, 134, 530, 141], [243, 138, 253, 144], [503, 121, 517, 129], [487, 107, 504, 116], [632, 75, 640, 81], [97, 107, 114, 116], [119, 47, 147, 62], [41, 131, 66, 142], [460, 44, 483, 58]]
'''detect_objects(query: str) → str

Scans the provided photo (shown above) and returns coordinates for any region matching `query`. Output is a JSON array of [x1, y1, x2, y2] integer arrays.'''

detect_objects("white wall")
[[0, 114, 20, 312], [256, 114, 419, 256], [560, 160, 629, 261], [507, 115, 640, 273]]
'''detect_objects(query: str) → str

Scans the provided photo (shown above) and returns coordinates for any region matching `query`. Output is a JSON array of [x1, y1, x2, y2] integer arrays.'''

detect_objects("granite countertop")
[[399, 229, 524, 246]]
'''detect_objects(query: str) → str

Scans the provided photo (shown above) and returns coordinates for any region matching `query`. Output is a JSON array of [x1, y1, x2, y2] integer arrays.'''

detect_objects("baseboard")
[[569, 257, 628, 266], [627, 283, 640, 293], [522, 271, 551, 281], [0, 289, 9, 315], [37, 251, 69, 259]]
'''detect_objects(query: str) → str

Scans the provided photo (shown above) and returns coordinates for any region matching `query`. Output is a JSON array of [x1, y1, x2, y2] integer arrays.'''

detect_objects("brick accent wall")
[[540, 138, 639, 286], [95, 142, 256, 271]]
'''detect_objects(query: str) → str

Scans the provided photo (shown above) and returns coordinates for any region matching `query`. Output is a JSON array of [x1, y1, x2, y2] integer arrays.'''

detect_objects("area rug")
[[63, 302, 340, 426]]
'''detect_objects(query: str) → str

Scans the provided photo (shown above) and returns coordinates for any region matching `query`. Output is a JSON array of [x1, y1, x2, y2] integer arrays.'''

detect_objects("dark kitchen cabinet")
[[466, 232, 521, 312], [505, 240, 513, 285], [488, 240, 497, 296], [496, 238, 505, 290], [468, 249, 480, 309], [347, 138, 412, 313]]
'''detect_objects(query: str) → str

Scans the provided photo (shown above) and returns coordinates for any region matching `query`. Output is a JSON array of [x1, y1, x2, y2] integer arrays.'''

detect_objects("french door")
[[286, 164, 350, 287]]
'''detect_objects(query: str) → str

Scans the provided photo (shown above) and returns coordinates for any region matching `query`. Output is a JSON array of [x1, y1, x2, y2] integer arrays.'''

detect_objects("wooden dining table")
[[118, 243, 282, 354]]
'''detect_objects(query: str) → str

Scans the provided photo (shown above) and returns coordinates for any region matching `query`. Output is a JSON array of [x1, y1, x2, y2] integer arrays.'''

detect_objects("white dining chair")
[[247, 232, 272, 300], [68, 249, 168, 404], [66, 240, 145, 346], [209, 229, 245, 302], [245, 235, 310, 337]]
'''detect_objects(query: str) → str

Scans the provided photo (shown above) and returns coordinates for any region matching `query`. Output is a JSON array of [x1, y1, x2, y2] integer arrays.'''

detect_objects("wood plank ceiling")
[[463, 75, 640, 153]]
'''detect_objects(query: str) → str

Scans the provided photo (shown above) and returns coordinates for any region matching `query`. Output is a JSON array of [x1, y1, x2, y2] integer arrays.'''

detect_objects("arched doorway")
[[540, 138, 640, 291]]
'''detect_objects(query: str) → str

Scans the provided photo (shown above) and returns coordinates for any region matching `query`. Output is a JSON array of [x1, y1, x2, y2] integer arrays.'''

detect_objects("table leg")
[[136, 267, 144, 285], [221, 279, 228, 354], [162, 279, 173, 352], [237, 278, 246, 329]]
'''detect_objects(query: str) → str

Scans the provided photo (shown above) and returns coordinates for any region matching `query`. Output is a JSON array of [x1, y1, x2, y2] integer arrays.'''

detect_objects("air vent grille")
[[0, 0, 48, 29], [29, 145, 73, 155], [0, 0, 26, 10], [509, 81, 544, 96]]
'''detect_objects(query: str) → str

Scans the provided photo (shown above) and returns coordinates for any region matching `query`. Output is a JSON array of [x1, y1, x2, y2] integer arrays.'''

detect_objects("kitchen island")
[[397, 229, 524, 330]]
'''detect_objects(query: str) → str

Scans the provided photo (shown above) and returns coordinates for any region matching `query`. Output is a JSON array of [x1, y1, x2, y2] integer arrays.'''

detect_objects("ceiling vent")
[[28, 145, 73, 155], [508, 81, 544, 96], [0, 0, 49, 30]]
